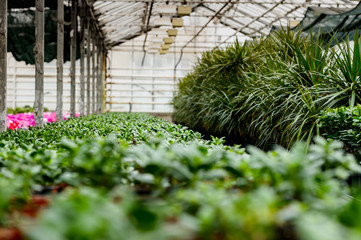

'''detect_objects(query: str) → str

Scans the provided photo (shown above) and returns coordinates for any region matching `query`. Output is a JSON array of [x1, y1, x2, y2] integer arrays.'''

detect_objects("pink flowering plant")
[[7, 112, 80, 130]]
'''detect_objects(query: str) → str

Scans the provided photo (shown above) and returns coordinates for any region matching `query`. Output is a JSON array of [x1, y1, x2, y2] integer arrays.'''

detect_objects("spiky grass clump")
[[174, 29, 361, 148]]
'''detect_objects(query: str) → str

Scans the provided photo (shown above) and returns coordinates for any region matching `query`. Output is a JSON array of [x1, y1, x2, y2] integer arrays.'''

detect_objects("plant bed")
[[0, 113, 361, 239]]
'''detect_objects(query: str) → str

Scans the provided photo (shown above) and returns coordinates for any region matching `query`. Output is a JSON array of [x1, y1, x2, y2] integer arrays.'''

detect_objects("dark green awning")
[[7, 5, 79, 65], [273, 2, 361, 43], [8, 0, 57, 10]]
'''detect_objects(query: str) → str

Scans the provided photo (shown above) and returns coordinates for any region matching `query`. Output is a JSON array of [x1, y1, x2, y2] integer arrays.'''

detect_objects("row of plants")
[[0, 113, 204, 148], [173, 29, 361, 149], [0, 113, 361, 239]]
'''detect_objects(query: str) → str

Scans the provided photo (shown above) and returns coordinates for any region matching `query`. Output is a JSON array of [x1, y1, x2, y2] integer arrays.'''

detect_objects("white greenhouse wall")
[[5, 13, 242, 115], [6, 53, 84, 113], [106, 47, 196, 113], [5, 50, 197, 114]]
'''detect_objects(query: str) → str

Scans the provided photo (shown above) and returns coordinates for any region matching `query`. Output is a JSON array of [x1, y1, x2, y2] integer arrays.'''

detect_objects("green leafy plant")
[[174, 29, 361, 149], [0, 113, 204, 149], [318, 105, 361, 157], [0, 112, 360, 239]]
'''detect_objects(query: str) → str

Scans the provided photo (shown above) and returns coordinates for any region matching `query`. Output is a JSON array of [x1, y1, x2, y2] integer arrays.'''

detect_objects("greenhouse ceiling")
[[86, 0, 359, 50]]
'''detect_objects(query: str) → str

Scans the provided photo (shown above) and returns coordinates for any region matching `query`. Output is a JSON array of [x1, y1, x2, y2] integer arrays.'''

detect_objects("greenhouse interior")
[[2, 0, 361, 239]]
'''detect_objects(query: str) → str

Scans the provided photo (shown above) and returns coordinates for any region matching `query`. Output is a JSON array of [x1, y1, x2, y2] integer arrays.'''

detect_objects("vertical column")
[[12, 63, 16, 109], [0, 0, 7, 131], [92, 35, 96, 114], [152, 53, 155, 111], [130, 39, 134, 112], [70, 0, 77, 118], [86, 19, 91, 115], [56, 0, 64, 122], [79, 0, 85, 116], [98, 44, 105, 114], [96, 43, 101, 114], [101, 49, 106, 113], [34, 0, 44, 127]]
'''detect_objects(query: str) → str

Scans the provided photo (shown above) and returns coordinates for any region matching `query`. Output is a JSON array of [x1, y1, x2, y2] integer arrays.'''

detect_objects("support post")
[[96, 42, 100, 114], [34, 0, 44, 127], [12, 63, 15, 109], [97, 43, 102, 114], [79, 0, 85, 116], [86, 19, 91, 115], [102, 50, 106, 113], [56, 0, 64, 122], [92, 35, 96, 114], [0, 0, 7, 132], [70, 0, 77, 118]]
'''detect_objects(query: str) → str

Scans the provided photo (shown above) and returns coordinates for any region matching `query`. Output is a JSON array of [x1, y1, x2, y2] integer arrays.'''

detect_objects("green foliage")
[[21, 135, 361, 240], [174, 29, 361, 148], [0, 113, 360, 239], [318, 105, 361, 157], [333, 33, 361, 108], [7, 105, 49, 114], [0, 112, 203, 148]]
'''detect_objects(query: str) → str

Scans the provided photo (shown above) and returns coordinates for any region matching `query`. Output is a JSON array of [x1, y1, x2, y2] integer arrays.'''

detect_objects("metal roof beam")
[[87, 12, 304, 19], [174, 0, 236, 69], [89, 0, 358, 49], [99, 14, 141, 27], [141, 0, 154, 65], [98, 7, 145, 22], [84, 0, 105, 46], [215, 0, 287, 46], [197, 4, 258, 35], [247, 4, 303, 36], [94, 0, 355, 5]]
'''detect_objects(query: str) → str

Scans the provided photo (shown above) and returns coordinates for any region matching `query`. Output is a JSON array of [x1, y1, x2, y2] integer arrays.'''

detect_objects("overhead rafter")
[[247, 4, 303, 37], [95, 0, 355, 5], [84, 0, 106, 48], [174, 0, 236, 69], [198, 4, 256, 35], [89, 0, 358, 49], [215, 0, 288, 46], [87, 12, 304, 19], [141, 0, 154, 65]]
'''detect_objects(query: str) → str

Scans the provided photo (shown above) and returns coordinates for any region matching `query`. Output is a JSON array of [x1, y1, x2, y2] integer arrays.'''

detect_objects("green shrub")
[[318, 105, 361, 157], [174, 29, 361, 148]]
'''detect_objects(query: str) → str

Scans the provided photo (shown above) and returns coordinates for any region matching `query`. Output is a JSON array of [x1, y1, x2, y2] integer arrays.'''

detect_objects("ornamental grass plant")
[[174, 29, 361, 148]]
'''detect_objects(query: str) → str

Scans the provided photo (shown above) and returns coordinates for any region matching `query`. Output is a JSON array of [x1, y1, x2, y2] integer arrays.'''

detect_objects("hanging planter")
[[167, 29, 178, 37], [163, 37, 173, 44], [177, 5, 192, 16], [159, 49, 168, 54], [172, 18, 184, 28], [289, 20, 300, 28], [161, 44, 170, 50]]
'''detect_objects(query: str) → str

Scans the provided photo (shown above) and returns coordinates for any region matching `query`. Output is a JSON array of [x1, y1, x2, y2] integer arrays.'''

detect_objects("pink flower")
[[8, 120, 19, 130], [7, 112, 80, 130]]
